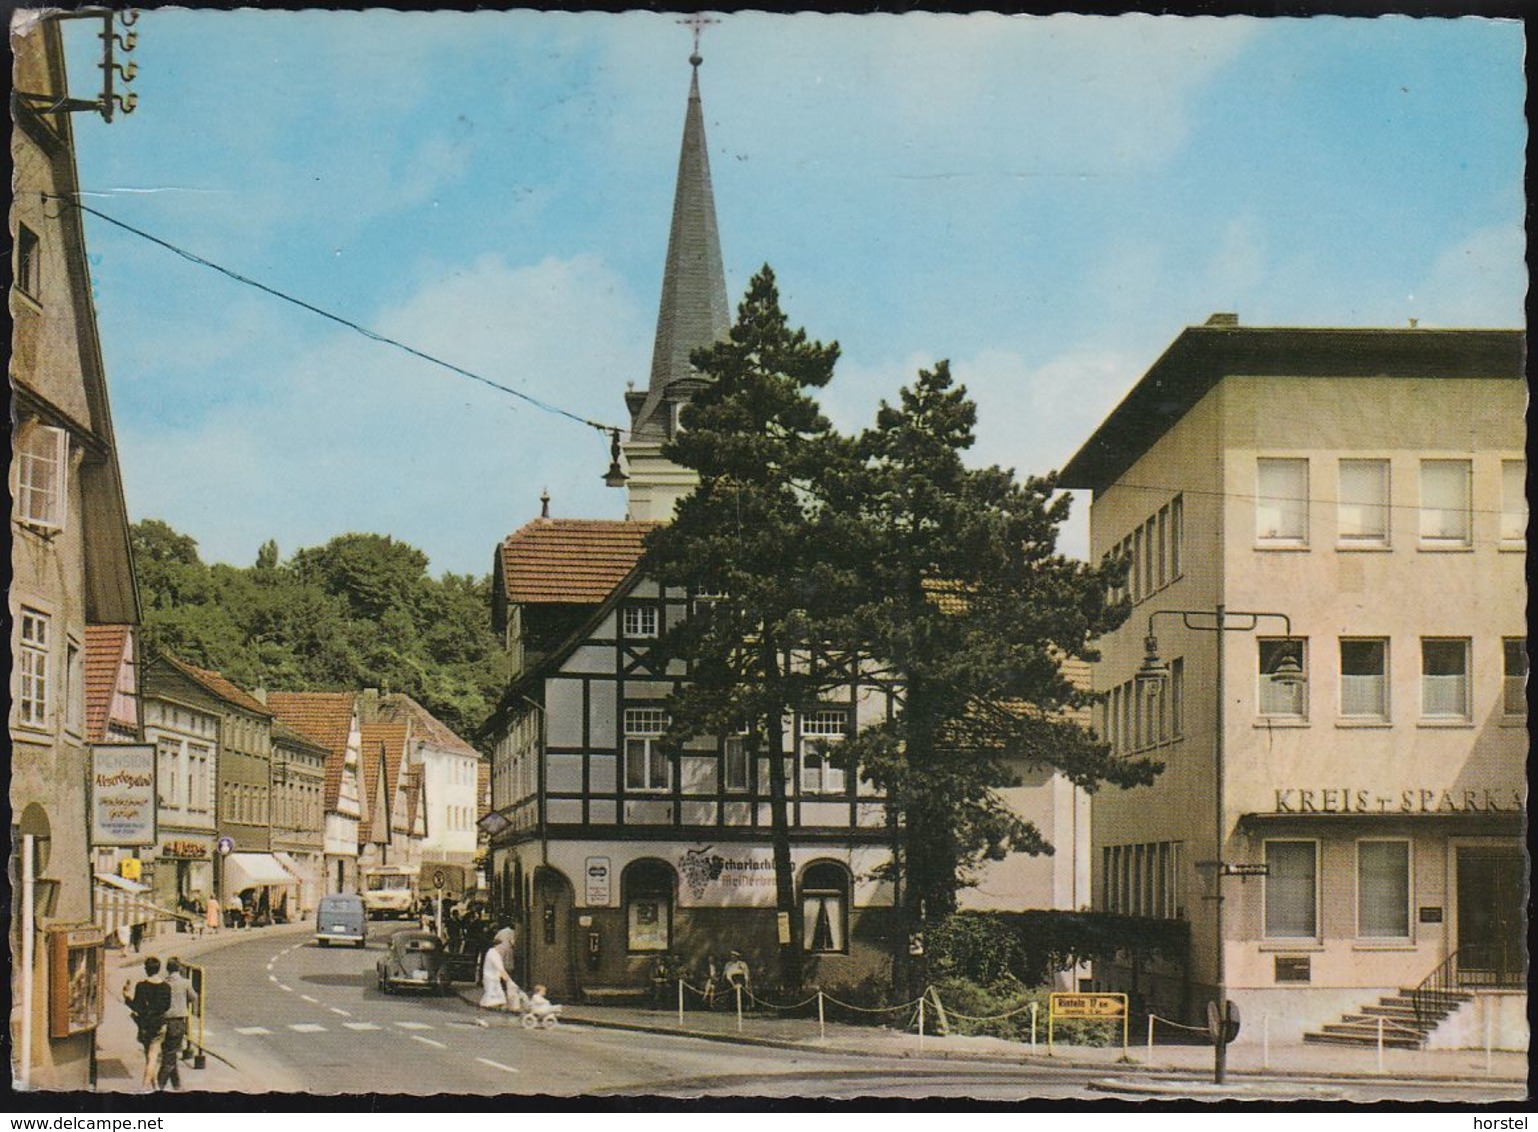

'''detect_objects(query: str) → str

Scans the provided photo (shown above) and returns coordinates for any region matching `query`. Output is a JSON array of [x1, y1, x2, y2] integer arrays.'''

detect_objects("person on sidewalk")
[[205, 894, 220, 933], [124, 956, 171, 1093], [158, 958, 200, 1092], [479, 927, 521, 1010], [722, 950, 751, 1005]]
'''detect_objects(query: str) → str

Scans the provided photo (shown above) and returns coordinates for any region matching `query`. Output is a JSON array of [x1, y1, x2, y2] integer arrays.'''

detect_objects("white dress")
[[479, 944, 512, 1008]]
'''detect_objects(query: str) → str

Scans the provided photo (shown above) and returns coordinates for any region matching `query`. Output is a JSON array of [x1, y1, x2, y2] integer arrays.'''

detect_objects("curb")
[[535, 1010, 1528, 1089], [1087, 1077, 1349, 1100]]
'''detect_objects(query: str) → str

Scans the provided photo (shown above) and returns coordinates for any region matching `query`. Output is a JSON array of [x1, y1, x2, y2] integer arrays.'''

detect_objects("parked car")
[[376, 930, 453, 995], [315, 894, 367, 948]]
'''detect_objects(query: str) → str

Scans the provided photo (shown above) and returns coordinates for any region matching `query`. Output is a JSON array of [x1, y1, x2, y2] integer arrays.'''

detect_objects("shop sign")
[[584, 857, 611, 906], [161, 840, 209, 860], [679, 845, 776, 899], [90, 745, 156, 847], [1270, 786, 1525, 815]]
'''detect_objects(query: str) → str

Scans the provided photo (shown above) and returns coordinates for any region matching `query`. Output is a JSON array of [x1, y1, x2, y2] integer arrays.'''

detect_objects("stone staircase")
[[1302, 988, 1472, 1049]]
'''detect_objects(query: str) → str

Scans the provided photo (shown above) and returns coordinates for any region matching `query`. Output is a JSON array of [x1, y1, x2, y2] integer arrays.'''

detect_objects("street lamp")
[[1134, 604, 1301, 1086]]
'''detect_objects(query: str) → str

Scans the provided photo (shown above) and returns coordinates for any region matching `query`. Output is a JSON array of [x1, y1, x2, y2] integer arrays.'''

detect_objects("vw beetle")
[[376, 930, 453, 995]]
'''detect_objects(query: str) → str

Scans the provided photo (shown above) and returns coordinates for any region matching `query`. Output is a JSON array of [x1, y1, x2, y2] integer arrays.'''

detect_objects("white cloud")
[[1408, 224, 1528, 328]]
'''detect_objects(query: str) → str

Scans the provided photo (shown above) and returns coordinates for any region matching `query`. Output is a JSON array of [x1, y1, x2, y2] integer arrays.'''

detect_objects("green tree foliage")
[[836, 362, 1159, 937], [130, 521, 499, 741], [643, 265, 859, 990]]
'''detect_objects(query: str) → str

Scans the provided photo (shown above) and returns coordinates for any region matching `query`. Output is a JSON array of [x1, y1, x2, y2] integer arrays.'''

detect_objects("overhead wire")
[[49, 194, 625, 437]]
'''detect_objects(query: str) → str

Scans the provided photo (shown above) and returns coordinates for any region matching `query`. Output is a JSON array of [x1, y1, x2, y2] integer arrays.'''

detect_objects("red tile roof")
[[359, 720, 410, 841], [498, 518, 655, 604], [84, 625, 133, 744], [362, 692, 479, 758], [267, 691, 357, 810], [159, 654, 271, 717]]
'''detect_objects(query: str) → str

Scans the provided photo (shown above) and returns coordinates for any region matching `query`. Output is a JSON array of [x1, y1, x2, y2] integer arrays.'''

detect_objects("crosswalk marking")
[[289, 1023, 327, 1033], [394, 1021, 433, 1030], [475, 1057, 520, 1074], [411, 1035, 447, 1049], [234, 1026, 271, 1036], [300, 994, 320, 1004], [342, 1022, 381, 1031], [329, 1007, 352, 1016], [277, 984, 293, 993], [268, 975, 278, 983]]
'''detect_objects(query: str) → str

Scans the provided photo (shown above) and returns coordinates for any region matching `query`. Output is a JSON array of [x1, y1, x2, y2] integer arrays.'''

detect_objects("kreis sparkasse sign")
[[1270, 786, 1524, 815]]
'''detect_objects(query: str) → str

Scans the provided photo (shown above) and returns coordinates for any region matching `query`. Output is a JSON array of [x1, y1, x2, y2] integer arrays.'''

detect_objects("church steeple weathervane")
[[679, 13, 717, 66]]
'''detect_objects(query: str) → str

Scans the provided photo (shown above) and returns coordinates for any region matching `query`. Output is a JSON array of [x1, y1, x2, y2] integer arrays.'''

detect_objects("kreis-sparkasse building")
[[1060, 317, 1526, 1049]]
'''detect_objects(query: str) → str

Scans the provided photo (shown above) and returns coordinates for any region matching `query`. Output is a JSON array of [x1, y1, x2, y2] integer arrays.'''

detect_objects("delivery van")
[[315, 893, 367, 948]]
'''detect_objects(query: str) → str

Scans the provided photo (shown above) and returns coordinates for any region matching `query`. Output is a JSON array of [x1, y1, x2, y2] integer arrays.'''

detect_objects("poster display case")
[[48, 924, 106, 1039]]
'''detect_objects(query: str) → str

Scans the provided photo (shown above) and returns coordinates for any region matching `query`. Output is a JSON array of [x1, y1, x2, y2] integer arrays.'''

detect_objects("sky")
[[60, 11, 1526, 577]]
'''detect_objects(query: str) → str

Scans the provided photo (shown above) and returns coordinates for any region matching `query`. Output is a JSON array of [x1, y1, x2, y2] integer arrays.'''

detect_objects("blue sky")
[[63, 12, 1525, 576]]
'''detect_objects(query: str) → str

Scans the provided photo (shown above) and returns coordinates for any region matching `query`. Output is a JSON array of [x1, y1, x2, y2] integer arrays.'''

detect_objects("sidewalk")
[[96, 920, 311, 1094], [456, 985, 1528, 1092]]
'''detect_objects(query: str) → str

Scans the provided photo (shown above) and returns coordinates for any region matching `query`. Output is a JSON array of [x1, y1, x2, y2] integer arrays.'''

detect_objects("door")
[[530, 868, 575, 999], [1456, 848, 1527, 986]]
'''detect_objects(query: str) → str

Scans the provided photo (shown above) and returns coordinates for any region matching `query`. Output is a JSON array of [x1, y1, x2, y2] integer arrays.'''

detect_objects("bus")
[[360, 865, 416, 920]]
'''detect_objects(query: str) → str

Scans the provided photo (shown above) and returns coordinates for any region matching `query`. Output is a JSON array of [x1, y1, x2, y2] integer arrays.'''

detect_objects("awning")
[[272, 852, 308, 884], [94, 871, 151, 894], [225, 852, 299, 890]]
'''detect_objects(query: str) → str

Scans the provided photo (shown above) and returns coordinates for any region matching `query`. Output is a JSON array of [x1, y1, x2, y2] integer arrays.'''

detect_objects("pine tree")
[[643, 266, 859, 992], [837, 362, 1160, 985]]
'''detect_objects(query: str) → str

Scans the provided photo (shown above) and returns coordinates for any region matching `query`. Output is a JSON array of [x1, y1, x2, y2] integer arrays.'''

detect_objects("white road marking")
[[265, 962, 274, 971], [394, 1021, 433, 1030], [278, 985, 293, 993], [300, 994, 320, 1004], [411, 1035, 448, 1049], [234, 1026, 271, 1036], [268, 975, 278, 983], [475, 1057, 520, 1074], [329, 1007, 352, 1016], [342, 1022, 381, 1031], [289, 1023, 327, 1033]]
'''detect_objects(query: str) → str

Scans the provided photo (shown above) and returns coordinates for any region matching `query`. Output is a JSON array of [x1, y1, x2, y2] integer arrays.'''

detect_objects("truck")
[[359, 865, 416, 920]]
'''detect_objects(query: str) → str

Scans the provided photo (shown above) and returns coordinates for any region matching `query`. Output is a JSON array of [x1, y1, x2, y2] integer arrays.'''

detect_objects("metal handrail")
[[1409, 945, 1525, 1030], [1410, 949, 1463, 1030]]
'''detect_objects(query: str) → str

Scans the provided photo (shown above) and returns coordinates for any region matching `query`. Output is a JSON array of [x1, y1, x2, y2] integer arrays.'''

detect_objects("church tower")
[[619, 43, 730, 522]]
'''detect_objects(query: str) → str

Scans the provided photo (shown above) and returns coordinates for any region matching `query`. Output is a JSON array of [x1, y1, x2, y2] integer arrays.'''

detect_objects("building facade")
[[1060, 318, 1527, 1048], [11, 11, 142, 1090], [268, 691, 364, 896], [269, 719, 328, 919], [140, 657, 223, 919]]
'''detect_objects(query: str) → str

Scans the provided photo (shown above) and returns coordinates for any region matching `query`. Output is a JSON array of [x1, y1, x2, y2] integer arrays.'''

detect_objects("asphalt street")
[[189, 924, 1524, 1102]]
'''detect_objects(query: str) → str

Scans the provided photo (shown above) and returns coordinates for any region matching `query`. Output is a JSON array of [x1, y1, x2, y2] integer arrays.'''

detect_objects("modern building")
[[1059, 316, 1527, 1048], [267, 691, 365, 896], [11, 10, 142, 1089]]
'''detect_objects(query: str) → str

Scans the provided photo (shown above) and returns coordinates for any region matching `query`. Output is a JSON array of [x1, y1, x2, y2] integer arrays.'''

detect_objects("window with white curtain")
[[1338, 459, 1390, 546], [1339, 638, 1389, 720], [1265, 841, 1317, 938], [624, 707, 670, 790], [801, 862, 849, 952], [799, 709, 849, 794], [1256, 458, 1309, 544], [1502, 638, 1526, 718], [1258, 638, 1308, 718], [1357, 840, 1410, 938], [1421, 638, 1470, 719], [1419, 460, 1472, 545]]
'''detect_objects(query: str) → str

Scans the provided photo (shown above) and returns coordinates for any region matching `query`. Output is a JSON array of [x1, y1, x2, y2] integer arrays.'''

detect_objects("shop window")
[[799, 709, 848, 794], [1500, 461, 1526, 544], [1357, 840, 1410, 938], [1339, 638, 1389, 720], [801, 862, 849, 953], [1264, 840, 1317, 939], [1420, 638, 1470, 720], [1419, 460, 1471, 547], [1338, 459, 1390, 546], [16, 423, 69, 531], [1503, 638, 1527, 718], [623, 707, 670, 791], [1258, 637, 1307, 718], [1256, 458, 1309, 545], [623, 860, 674, 953]]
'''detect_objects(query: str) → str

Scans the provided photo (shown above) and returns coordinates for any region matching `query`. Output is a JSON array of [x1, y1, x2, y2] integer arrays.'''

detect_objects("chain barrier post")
[[918, 992, 925, 1052], [1147, 1013, 1154, 1058], [1030, 1001, 1037, 1052], [677, 977, 684, 1026], [818, 991, 825, 1042], [735, 983, 743, 1033], [1376, 1016, 1385, 1074], [1262, 1013, 1270, 1070]]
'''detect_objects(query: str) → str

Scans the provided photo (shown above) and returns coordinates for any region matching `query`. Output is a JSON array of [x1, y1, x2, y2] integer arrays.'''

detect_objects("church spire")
[[627, 42, 730, 444]]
